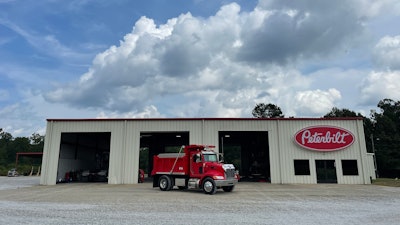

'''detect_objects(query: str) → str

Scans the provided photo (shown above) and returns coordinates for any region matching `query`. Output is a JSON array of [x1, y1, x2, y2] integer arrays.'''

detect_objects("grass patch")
[[372, 178, 400, 187]]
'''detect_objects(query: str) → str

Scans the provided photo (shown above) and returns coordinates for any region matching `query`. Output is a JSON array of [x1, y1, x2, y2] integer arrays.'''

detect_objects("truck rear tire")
[[202, 178, 217, 195], [159, 175, 172, 191]]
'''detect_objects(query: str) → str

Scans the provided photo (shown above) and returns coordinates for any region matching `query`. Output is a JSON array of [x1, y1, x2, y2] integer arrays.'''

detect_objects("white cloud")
[[240, 0, 367, 63], [353, 0, 400, 18], [96, 105, 163, 119], [305, 68, 369, 110], [0, 18, 91, 63], [44, 1, 368, 119], [293, 89, 342, 116], [360, 70, 400, 104], [373, 35, 400, 69], [0, 103, 41, 136]]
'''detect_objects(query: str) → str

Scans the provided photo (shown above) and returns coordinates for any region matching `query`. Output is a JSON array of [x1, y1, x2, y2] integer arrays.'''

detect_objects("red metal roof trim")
[[47, 117, 364, 122]]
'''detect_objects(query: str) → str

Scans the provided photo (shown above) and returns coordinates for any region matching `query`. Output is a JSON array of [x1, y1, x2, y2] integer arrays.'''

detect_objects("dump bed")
[[151, 153, 189, 176]]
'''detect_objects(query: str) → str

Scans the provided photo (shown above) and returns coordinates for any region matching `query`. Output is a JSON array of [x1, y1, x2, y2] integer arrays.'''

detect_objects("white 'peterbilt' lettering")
[[301, 130, 349, 144]]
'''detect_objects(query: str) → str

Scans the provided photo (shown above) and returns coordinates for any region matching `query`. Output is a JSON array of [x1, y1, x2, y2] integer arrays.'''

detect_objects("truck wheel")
[[202, 178, 217, 195], [222, 186, 234, 192], [159, 175, 172, 191]]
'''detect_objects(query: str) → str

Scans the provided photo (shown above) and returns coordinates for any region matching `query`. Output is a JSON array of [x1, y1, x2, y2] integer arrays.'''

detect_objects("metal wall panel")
[[40, 121, 58, 185], [276, 119, 372, 184]]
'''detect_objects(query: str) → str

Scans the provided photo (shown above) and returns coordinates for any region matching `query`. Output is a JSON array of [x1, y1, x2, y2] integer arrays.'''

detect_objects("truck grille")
[[225, 169, 235, 179]]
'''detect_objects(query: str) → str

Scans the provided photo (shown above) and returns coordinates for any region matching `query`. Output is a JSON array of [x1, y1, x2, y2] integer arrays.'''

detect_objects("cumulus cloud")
[[360, 70, 400, 104], [44, 0, 372, 118], [373, 35, 400, 70], [0, 103, 42, 136], [293, 89, 341, 116], [354, 0, 400, 18], [96, 105, 163, 119], [238, 0, 365, 63]]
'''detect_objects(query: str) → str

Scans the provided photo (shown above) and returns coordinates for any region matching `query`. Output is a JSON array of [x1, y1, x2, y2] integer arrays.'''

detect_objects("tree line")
[[253, 99, 400, 178], [0, 129, 44, 175]]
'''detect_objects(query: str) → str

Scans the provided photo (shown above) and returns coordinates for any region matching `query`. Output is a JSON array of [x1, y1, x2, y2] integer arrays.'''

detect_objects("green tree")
[[0, 128, 13, 142], [371, 99, 400, 177], [30, 133, 44, 145], [0, 129, 13, 165], [8, 137, 30, 163], [30, 133, 45, 152], [324, 107, 363, 117], [0, 129, 45, 175], [252, 103, 284, 118]]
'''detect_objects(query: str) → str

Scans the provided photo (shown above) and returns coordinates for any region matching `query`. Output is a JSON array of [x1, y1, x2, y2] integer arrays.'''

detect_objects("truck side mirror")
[[193, 154, 201, 163], [219, 154, 224, 163], [196, 154, 201, 162]]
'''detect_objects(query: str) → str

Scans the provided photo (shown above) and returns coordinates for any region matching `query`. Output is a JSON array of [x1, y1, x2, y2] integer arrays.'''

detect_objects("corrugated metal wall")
[[277, 119, 370, 184], [40, 118, 375, 185]]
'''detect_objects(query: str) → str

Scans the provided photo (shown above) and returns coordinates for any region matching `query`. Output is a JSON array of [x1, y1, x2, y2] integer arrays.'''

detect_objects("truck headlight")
[[213, 176, 225, 180]]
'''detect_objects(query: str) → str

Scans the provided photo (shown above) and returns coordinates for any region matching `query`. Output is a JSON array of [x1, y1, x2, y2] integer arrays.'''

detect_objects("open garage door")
[[57, 132, 111, 183], [139, 132, 189, 178], [219, 131, 270, 182]]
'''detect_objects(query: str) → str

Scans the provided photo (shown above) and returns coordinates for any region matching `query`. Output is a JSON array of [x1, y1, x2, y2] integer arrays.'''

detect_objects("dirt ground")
[[1, 176, 399, 225]]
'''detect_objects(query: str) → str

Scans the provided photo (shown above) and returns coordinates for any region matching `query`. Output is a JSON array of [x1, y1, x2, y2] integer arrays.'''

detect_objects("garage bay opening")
[[139, 132, 189, 182], [57, 132, 111, 183], [219, 131, 270, 182]]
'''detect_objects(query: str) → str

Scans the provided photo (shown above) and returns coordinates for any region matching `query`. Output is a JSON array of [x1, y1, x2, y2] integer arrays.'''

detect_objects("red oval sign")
[[294, 126, 355, 151]]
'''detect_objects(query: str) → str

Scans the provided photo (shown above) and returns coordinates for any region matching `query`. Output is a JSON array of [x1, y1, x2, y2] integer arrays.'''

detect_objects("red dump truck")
[[151, 145, 239, 194]]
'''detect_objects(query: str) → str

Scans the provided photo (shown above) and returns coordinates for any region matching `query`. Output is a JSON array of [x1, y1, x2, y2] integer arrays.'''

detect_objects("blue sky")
[[1, 0, 400, 137]]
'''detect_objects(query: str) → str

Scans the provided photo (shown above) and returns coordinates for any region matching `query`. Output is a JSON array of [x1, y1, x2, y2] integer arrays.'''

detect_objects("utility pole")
[[371, 134, 379, 178]]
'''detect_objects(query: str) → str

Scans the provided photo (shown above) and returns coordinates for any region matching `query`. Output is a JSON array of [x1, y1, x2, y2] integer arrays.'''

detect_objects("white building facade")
[[40, 118, 376, 185]]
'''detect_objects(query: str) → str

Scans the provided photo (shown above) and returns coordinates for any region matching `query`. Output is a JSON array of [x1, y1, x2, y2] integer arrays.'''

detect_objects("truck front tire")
[[202, 178, 217, 195], [159, 175, 172, 191]]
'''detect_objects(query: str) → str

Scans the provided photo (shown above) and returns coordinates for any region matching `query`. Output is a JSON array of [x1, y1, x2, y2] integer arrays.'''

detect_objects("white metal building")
[[40, 118, 376, 185]]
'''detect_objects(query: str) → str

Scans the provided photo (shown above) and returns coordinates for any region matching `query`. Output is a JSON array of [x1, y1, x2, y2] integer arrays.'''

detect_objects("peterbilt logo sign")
[[294, 126, 355, 151]]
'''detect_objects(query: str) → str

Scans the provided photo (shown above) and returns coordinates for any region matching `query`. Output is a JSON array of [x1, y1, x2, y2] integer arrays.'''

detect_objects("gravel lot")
[[1, 176, 399, 225]]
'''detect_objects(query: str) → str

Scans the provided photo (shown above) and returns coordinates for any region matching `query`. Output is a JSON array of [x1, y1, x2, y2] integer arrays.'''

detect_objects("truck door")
[[190, 153, 203, 178]]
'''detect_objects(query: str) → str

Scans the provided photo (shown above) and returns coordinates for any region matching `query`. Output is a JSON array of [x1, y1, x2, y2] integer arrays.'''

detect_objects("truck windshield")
[[203, 154, 218, 162]]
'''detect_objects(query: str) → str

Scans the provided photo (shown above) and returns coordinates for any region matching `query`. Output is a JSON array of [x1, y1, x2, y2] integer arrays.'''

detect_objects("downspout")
[[356, 120, 366, 184], [277, 119, 282, 184], [122, 119, 128, 184], [202, 119, 205, 144]]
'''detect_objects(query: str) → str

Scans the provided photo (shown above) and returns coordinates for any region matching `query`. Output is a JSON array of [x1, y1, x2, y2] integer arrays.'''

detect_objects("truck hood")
[[204, 162, 236, 174], [222, 164, 235, 170]]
